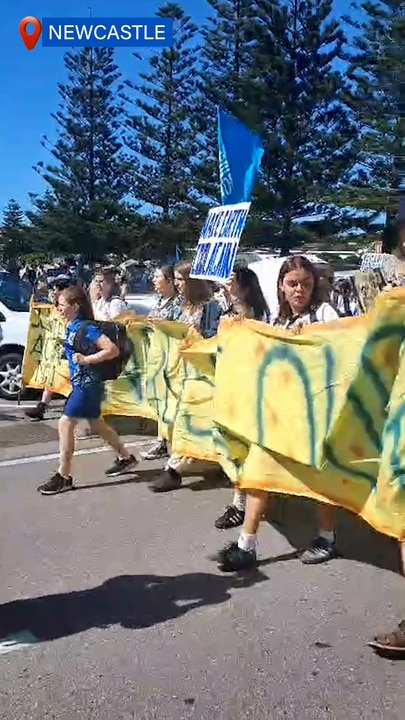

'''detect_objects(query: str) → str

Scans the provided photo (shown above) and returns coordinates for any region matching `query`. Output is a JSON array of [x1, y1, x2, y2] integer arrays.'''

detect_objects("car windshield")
[[0, 274, 31, 312]]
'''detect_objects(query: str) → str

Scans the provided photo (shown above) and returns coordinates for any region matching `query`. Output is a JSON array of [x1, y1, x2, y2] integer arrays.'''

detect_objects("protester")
[[334, 279, 359, 317], [148, 261, 222, 493], [33, 281, 50, 303], [142, 264, 183, 462], [93, 268, 128, 321], [215, 255, 340, 571], [214, 267, 271, 530], [37, 286, 138, 496], [148, 264, 183, 321], [222, 266, 271, 321], [174, 260, 222, 337], [25, 277, 72, 422], [88, 273, 103, 312]]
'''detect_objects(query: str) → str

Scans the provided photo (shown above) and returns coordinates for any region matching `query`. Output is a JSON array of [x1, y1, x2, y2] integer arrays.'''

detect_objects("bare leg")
[[88, 417, 132, 459], [317, 504, 335, 533], [217, 490, 270, 571], [41, 388, 53, 405], [58, 415, 78, 478], [243, 490, 269, 535]]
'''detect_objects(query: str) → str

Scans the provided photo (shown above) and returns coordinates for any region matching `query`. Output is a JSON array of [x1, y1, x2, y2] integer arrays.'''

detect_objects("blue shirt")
[[64, 318, 102, 387]]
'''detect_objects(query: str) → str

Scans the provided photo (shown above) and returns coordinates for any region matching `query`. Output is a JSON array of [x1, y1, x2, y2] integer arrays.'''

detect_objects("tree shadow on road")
[[265, 495, 402, 576], [0, 571, 267, 644]]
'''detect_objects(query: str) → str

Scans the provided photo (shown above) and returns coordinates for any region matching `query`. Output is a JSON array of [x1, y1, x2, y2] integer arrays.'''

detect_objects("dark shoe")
[[216, 541, 258, 572], [215, 505, 245, 530], [105, 454, 138, 477], [300, 536, 337, 565], [25, 402, 46, 421], [37, 472, 73, 495], [141, 439, 169, 460], [149, 468, 182, 493]]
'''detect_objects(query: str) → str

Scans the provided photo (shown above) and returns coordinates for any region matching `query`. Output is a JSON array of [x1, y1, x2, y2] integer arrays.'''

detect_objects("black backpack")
[[73, 320, 134, 381]]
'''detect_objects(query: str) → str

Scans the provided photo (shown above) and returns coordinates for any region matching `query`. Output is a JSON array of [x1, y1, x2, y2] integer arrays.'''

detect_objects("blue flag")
[[217, 107, 264, 205]]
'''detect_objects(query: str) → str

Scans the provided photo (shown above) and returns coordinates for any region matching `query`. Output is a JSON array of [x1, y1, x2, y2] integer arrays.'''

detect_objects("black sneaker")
[[141, 439, 169, 460], [216, 541, 258, 572], [149, 468, 182, 493], [215, 505, 245, 530], [105, 454, 138, 477], [37, 472, 73, 495], [300, 535, 337, 565], [25, 402, 46, 421]]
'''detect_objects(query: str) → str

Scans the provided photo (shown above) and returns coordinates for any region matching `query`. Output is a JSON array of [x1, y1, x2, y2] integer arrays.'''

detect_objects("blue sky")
[[0, 0, 354, 216]]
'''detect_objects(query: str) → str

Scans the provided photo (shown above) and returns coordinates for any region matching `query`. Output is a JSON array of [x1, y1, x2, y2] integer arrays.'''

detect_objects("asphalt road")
[[0, 404, 404, 719]]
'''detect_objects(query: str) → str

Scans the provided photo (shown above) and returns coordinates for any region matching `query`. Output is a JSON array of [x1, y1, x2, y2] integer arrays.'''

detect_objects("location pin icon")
[[19, 17, 42, 51]]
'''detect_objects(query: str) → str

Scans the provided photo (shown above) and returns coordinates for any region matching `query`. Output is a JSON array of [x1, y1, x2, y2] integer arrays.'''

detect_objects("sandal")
[[368, 620, 405, 655]]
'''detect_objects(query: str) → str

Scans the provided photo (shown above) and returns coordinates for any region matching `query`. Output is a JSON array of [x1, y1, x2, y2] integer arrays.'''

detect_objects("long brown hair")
[[277, 255, 321, 322], [175, 261, 212, 305], [233, 266, 270, 320], [60, 286, 94, 320], [99, 268, 121, 299]]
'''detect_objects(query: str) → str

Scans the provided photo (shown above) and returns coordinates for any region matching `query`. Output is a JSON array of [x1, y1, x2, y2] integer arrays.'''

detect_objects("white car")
[[0, 296, 30, 401], [0, 286, 158, 401], [125, 293, 158, 315]]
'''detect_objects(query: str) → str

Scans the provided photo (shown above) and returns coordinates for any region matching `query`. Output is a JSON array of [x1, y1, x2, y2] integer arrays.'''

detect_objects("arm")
[[73, 334, 119, 366], [109, 297, 127, 319]]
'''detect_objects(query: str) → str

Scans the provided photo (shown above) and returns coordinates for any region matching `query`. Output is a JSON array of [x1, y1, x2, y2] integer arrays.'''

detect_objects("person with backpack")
[[76, 267, 128, 440], [37, 286, 138, 496]]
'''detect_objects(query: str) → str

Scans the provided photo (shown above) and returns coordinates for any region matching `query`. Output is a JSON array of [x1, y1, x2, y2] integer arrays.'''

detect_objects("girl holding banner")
[[215, 256, 340, 572]]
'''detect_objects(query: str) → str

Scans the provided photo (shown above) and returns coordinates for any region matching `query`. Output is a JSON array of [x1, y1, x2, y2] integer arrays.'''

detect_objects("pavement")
[[0, 401, 404, 719]]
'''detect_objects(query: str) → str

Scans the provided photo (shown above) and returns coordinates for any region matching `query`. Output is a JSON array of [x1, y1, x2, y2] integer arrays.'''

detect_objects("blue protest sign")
[[190, 202, 250, 282]]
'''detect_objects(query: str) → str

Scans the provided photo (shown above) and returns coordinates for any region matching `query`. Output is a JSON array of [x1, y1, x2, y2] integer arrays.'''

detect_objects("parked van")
[[0, 274, 31, 400]]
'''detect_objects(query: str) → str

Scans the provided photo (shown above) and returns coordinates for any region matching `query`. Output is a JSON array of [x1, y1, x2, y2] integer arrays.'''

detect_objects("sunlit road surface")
[[0, 404, 404, 720]]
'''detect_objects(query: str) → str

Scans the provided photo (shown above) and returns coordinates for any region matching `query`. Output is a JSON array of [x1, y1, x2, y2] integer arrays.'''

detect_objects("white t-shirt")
[[94, 296, 127, 321], [272, 302, 339, 329]]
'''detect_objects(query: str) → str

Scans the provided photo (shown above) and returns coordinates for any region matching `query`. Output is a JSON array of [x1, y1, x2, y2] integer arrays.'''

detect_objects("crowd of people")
[[10, 200, 405, 657]]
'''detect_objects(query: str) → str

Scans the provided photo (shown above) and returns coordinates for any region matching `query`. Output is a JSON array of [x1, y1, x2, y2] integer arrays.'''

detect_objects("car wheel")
[[0, 351, 24, 401]]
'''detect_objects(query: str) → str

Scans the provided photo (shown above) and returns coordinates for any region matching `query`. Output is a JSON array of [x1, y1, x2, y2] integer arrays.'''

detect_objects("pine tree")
[[34, 47, 135, 257], [124, 2, 200, 232], [196, 0, 258, 204], [247, 0, 358, 249], [0, 199, 29, 261], [338, 0, 405, 220]]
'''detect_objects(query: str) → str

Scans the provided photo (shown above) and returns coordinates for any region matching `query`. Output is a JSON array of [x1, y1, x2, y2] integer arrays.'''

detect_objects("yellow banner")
[[22, 293, 405, 541]]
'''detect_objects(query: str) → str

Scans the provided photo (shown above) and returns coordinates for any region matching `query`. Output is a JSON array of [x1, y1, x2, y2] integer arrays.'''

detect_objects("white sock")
[[319, 529, 335, 544], [238, 532, 257, 553], [232, 489, 246, 512]]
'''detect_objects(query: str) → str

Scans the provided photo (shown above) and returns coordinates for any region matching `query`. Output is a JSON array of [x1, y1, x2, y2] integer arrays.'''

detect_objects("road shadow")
[[0, 571, 267, 643], [265, 495, 402, 576], [73, 468, 230, 492], [105, 415, 157, 437], [74, 468, 159, 491], [0, 414, 18, 422]]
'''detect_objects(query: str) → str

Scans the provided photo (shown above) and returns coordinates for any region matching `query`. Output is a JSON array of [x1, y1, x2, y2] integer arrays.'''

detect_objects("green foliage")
[[11, 0, 404, 260], [0, 199, 31, 261], [337, 0, 405, 217], [247, 0, 358, 249], [124, 3, 201, 218]]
